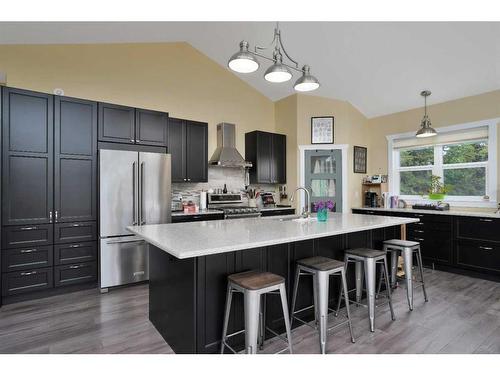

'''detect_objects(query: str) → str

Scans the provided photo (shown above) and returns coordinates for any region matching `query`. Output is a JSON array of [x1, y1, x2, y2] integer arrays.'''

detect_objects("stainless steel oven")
[[208, 193, 261, 219]]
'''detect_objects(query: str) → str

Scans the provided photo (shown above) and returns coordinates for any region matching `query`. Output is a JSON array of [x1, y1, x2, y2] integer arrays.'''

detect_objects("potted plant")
[[313, 200, 335, 222], [428, 175, 449, 200]]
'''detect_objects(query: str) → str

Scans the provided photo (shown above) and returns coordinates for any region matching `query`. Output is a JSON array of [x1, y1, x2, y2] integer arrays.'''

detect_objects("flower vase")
[[317, 208, 328, 222]]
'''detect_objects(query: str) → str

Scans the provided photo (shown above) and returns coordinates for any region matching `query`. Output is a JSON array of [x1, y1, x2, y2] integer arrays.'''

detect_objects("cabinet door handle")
[[413, 222, 424, 226], [55, 211, 59, 222], [413, 237, 425, 241], [20, 226, 37, 231], [68, 244, 81, 248], [479, 246, 493, 250], [49, 211, 53, 223], [21, 271, 37, 276], [415, 214, 425, 217], [71, 223, 82, 227], [187, 178, 191, 182], [479, 218, 493, 222], [20, 248, 37, 253], [414, 230, 424, 233]]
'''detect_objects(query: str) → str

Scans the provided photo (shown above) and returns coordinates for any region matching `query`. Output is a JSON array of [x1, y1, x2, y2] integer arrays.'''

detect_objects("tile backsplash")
[[172, 167, 279, 206]]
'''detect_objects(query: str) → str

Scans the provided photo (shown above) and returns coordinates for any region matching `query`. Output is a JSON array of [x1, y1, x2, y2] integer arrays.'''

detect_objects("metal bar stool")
[[220, 270, 293, 354], [290, 256, 355, 354], [335, 248, 395, 332], [381, 239, 428, 311]]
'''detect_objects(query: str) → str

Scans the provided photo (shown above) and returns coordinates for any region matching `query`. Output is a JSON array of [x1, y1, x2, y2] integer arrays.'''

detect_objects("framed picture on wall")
[[311, 116, 334, 144], [353, 146, 367, 173]]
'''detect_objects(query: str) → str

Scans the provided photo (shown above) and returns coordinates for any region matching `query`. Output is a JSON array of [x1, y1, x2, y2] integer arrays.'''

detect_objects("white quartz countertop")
[[353, 206, 500, 219], [127, 213, 418, 259]]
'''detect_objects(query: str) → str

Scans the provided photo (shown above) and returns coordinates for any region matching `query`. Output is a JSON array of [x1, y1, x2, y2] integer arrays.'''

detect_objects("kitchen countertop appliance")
[[208, 193, 261, 219], [99, 149, 171, 292]]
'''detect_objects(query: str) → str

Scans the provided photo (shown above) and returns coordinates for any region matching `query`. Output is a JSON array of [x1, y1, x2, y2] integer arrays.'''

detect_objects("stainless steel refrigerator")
[[99, 149, 171, 291]]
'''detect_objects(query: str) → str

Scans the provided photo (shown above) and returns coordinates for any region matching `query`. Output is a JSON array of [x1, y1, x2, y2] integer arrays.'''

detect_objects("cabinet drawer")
[[2, 224, 53, 249], [54, 241, 97, 265], [2, 246, 53, 272], [54, 221, 96, 243], [456, 217, 500, 242], [1, 267, 53, 297], [171, 213, 224, 223], [54, 261, 97, 287], [456, 240, 500, 272]]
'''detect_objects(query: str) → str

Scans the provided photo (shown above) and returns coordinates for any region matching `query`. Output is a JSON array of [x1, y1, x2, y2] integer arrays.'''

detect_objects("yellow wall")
[[274, 94, 370, 209], [367, 90, 500, 205], [0, 42, 275, 157], [1, 42, 498, 211]]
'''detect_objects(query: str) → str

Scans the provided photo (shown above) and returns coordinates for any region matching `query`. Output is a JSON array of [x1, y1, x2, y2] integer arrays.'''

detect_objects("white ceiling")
[[0, 22, 499, 118]]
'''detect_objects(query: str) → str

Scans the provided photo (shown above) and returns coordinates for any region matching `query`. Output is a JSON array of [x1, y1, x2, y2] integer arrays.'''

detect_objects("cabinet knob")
[[187, 178, 191, 182], [183, 178, 187, 182], [130, 139, 135, 143], [136, 139, 141, 143]]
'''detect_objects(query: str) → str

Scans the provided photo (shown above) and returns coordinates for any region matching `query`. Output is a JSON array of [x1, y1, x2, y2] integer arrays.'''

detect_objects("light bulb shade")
[[228, 41, 259, 73], [416, 116, 437, 138], [264, 62, 292, 83], [294, 68, 320, 92]]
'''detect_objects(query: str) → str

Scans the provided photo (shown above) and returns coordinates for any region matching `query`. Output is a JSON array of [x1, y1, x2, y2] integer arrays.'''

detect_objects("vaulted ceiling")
[[0, 22, 499, 118]]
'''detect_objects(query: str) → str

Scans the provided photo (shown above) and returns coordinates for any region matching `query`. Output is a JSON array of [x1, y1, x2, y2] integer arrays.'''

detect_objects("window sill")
[[399, 197, 498, 209]]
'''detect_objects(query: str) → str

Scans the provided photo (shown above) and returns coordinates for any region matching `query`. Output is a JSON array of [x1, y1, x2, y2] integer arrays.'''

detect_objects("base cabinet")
[[150, 227, 397, 353], [352, 209, 500, 280]]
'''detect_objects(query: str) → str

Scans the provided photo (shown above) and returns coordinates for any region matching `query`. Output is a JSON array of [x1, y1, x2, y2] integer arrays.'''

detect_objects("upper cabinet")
[[245, 131, 286, 184], [2, 88, 54, 226], [98, 103, 168, 147], [54, 96, 98, 223], [168, 118, 208, 183]]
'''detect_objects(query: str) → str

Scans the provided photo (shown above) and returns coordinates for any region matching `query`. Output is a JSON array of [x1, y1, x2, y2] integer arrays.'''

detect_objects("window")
[[388, 120, 498, 207]]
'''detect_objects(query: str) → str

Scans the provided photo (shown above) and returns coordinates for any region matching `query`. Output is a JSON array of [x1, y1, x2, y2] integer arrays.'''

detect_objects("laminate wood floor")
[[0, 269, 499, 354]]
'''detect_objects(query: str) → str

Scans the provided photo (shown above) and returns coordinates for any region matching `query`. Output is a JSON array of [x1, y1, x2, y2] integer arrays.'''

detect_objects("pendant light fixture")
[[416, 90, 437, 138], [228, 22, 320, 92]]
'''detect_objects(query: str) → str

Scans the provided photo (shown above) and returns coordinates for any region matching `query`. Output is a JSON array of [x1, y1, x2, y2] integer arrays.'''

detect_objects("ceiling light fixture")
[[416, 90, 437, 138], [228, 22, 320, 92]]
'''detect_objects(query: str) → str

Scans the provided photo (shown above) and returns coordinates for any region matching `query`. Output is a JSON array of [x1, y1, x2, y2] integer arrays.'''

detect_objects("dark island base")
[[149, 225, 402, 354]]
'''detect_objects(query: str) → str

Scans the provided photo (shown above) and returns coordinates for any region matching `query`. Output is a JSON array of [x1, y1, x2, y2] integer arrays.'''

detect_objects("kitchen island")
[[128, 213, 418, 353]]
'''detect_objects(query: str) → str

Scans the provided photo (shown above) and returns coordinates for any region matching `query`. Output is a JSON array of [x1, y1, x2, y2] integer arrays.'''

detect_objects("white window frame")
[[387, 119, 498, 208]]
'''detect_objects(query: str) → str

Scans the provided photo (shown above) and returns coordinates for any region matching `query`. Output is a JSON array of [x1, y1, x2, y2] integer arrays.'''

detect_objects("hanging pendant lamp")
[[416, 90, 437, 138]]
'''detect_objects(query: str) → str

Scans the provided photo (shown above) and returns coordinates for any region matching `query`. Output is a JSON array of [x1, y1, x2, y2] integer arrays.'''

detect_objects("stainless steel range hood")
[[209, 123, 252, 168]]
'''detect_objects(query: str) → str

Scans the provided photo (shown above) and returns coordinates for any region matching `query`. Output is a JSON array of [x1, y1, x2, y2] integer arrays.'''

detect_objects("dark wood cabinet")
[[54, 241, 97, 265], [171, 213, 224, 223], [98, 102, 135, 144], [54, 221, 97, 244], [54, 96, 97, 223], [245, 131, 286, 184], [98, 103, 168, 146], [186, 121, 208, 183], [352, 209, 500, 280], [2, 224, 53, 249], [2, 267, 53, 297], [2, 246, 53, 272], [167, 117, 186, 182], [54, 261, 97, 287], [2, 87, 54, 226], [168, 118, 208, 183], [135, 109, 168, 147]]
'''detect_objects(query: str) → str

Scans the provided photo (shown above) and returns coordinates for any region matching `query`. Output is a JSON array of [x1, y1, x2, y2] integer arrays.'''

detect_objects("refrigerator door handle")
[[140, 161, 146, 225], [132, 161, 137, 225]]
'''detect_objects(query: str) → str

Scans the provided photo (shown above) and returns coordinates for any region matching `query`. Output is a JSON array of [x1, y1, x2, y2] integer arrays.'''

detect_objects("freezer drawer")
[[100, 236, 149, 289]]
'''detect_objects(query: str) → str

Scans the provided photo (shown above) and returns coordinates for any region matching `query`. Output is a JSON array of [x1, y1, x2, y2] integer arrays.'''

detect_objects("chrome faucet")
[[290, 187, 311, 219]]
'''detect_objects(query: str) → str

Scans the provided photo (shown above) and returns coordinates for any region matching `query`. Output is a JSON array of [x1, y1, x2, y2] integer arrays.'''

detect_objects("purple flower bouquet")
[[313, 200, 335, 221]]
